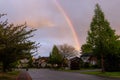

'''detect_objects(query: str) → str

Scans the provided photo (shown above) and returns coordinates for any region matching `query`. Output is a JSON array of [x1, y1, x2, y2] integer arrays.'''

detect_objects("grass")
[[81, 71, 120, 78], [56, 68, 100, 72], [56, 68, 120, 78], [0, 71, 20, 80]]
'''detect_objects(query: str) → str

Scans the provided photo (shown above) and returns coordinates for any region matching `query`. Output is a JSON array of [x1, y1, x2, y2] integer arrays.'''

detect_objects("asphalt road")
[[28, 69, 119, 80]]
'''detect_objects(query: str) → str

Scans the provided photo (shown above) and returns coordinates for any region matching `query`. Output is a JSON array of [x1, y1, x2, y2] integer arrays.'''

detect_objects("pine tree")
[[49, 45, 63, 67], [84, 4, 120, 72]]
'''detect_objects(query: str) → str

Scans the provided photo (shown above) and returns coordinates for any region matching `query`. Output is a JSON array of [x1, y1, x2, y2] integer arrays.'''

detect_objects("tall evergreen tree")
[[81, 44, 93, 53], [49, 45, 63, 67], [83, 4, 120, 72]]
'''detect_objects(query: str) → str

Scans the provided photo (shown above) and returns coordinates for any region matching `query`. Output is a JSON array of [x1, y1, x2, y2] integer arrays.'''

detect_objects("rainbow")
[[53, 0, 80, 50]]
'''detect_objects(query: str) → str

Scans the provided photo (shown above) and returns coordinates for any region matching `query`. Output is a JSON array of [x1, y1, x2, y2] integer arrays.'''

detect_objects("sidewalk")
[[16, 71, 32, 80]]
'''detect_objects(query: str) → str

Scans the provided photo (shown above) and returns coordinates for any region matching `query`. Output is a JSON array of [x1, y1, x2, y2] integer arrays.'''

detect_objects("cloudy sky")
[[0, 0, 120, 57]]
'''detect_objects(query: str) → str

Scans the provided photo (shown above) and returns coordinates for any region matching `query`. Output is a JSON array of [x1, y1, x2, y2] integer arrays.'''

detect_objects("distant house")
[[38, 57, 48, 68], [56, 45, 82, 69], [18, 58, 29, 68], [32, 57, 48, 68], [68, 56, 80, 70], [81, 53, 97, 65]]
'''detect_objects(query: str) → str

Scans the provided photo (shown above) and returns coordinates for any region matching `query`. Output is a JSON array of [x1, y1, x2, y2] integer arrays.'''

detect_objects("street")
[[28, 69, 119, 80]]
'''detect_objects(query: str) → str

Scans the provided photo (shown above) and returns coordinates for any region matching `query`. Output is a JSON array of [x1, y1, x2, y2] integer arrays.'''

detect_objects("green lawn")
[[57, 68, 120, 78], [0, 71, 20, 80], [81, 71, 120, 78]]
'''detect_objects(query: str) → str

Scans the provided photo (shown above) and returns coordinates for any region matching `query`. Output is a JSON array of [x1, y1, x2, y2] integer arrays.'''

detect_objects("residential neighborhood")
[[0, 0, 120, 80]]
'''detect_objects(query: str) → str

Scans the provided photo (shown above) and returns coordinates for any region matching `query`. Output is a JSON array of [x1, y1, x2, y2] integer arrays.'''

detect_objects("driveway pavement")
[[28, 69, 119, 80]]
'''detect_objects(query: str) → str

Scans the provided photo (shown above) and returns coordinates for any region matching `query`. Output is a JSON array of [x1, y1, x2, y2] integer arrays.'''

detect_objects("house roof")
[[80, 53, 93, 57], [66, 54, 81, 60]]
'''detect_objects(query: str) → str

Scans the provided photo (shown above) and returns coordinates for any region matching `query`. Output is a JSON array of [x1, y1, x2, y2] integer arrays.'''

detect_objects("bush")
[[83, 62, 90, 68], [104, 54, 120, 72]]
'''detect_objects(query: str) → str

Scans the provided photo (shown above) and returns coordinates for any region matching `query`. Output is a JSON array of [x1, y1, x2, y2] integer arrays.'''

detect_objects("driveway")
[[28, 69, 119, 80]]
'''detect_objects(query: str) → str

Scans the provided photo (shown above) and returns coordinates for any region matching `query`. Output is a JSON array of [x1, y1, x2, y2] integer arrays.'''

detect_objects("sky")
[[0, 0, 120, 57]]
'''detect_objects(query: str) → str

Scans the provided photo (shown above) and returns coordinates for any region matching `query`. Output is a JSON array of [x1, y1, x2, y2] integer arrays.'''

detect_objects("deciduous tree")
[[0, 14, 37, 72]]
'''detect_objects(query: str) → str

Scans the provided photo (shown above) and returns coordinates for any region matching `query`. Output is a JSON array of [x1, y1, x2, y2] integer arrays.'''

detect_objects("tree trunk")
[[101, 54, 105, 72], [2, 62, 7, 72]]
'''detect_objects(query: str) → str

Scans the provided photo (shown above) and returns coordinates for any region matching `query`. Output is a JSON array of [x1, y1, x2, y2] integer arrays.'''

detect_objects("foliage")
[[81, 4, 120, 71], [81, 44, 93, 53], [59, 44, 78, 58], [28, 56, 34, 68], [104, 54, 120, 71], [81, 71, 120, 78], [0, 14, 37, 72], [0, 71, 19, 80], [49, 45, 63, 67]]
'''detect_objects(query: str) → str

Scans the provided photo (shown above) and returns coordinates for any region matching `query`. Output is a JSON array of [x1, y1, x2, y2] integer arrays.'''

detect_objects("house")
[[32, 57, 48, 68], [18, 58, 29, 68], [81, 53, 97, 65], [38, 57, 48, 68], [58, 50, 81, 70], [68, 56, 80, 70]]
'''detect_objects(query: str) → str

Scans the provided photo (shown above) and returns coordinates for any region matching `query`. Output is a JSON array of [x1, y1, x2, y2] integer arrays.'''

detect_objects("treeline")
[[48, 44, 79, 68]]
